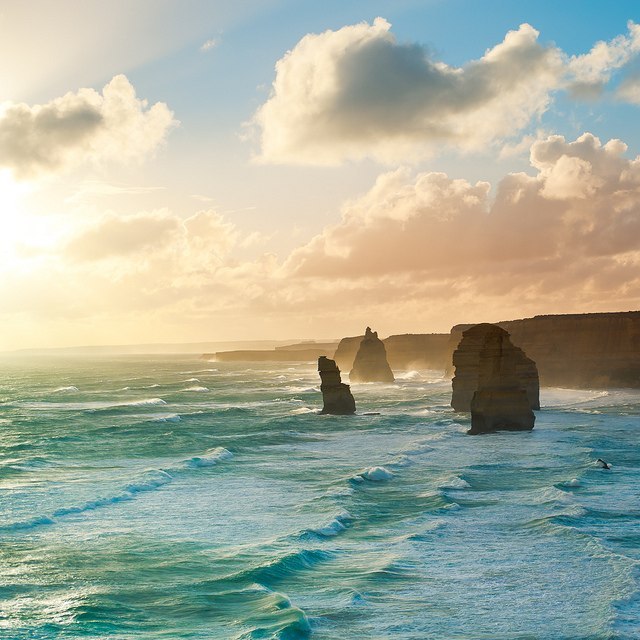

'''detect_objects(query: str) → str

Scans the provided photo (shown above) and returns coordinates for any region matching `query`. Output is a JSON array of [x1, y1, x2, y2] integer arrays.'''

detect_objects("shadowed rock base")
[[318, 356, 356, 415], [469, 388, 535, 434]]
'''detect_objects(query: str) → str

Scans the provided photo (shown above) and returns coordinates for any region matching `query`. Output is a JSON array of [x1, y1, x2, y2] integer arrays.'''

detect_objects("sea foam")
[[359, 466, 394, 482]]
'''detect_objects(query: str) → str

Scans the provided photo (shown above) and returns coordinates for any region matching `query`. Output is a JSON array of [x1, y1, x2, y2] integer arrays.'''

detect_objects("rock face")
[[452, 323, 540, 412], [448, 312, 640, 389], [452, 324, 535, 434], [469, 325, 536, 434], [318, 356, 356, 415], [349, 327, 395, 383], [334, 333, 450, 372]]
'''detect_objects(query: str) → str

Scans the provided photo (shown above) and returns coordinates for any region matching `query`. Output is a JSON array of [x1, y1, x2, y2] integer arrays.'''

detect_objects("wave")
[[557, 478, 582, 488], [290, 407, 316, 415], [147, 413, 181, 423], [306, 511, 354, 538], [439, 476, 471, 490], [53, 385, 78, 392], [231, 585, 312, 639], [0, 456, 53, 478], [225, 548, 333, 587], [182, 386, 209, 392], [183, 377, 200, 382], [185, 447, 234, 468], [1, 447, 233, 532], [541, 388, 611, 407], [357, 466, 394, 482], [395, 370, 422, 381], [127, 398, 167, 407]]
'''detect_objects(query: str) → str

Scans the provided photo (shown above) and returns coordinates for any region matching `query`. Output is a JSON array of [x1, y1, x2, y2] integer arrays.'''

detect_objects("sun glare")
[[0, 170, 35, 267]]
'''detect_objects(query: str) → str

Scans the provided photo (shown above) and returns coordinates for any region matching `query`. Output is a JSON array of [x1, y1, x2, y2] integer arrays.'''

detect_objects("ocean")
[[0, 355, 638, 639]]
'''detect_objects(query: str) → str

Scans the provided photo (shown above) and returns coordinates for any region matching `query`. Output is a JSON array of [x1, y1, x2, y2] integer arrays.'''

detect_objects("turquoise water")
[[0, 355, 638, 639]]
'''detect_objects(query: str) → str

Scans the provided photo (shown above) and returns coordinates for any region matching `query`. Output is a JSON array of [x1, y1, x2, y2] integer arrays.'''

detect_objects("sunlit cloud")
[[252, 18, 640, 166], [278, 132, 640, 321], [0, 75, 176, 180], [567, 21, 640, 98], [200, 38, 219, 52], [3, 133, 640, 342]]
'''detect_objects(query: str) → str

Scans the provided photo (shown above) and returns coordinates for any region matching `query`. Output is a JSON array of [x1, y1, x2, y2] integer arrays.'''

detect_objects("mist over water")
[[0, 356, 638, 639]]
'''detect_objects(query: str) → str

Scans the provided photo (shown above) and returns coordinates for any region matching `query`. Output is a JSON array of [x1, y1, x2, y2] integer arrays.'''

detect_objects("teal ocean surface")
[[0, 356, 639, 639]]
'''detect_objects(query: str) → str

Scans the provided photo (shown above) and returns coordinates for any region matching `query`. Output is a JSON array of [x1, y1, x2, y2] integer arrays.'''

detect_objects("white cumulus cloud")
[[253, 18, 640, 165], [0, 75, 176, 180]]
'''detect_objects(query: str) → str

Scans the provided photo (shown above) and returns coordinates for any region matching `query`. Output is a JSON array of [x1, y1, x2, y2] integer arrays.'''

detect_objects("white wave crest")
[[396, 370, 422, 381], [439, 476, 471, 490], [127, 398, 167, 407], [312, 511, 354, 537], [360, 466, 394, 482], [53, 386, 79, 392], [290, 407, 315, 415], [185, 447, 233, 468], [149, 413, 181, 423], [183, 386, 209, 392]]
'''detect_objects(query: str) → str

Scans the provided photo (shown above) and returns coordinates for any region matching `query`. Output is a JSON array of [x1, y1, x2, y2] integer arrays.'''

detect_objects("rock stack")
[[318, 356, 356, 415], [451, 323, 539, 412], [468, 325, 535, 434], [349, 327, 395, 383]]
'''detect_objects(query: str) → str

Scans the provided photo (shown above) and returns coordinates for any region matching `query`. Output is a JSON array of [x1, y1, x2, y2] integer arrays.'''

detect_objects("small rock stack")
[[318, 356, 356, 415], [349, 327, 395, 383]]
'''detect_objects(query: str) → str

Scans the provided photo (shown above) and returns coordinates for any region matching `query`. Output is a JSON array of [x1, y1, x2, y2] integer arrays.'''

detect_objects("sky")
[[2, 0, 640, 350]]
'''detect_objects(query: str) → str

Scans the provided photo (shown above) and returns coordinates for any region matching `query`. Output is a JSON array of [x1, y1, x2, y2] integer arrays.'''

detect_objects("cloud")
[[4, 133, 640, 343], [200, 38, 219, 52], [64, 208, 238, 265], [65, 210, 180, 262], [0, 75, 176, 180], [281, 132, 640, 318], [252, 19, 562, 164], [617, 68, 640, 104], [567, 21, 640, 98], [253, 19, 640, 165]]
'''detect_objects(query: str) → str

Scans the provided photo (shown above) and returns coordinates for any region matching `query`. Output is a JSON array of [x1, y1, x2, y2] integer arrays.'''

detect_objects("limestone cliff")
[[449, 311, 640, 389], [451, 323, 540, 411], [349, 327, 395, 383], [468, 325, 536, 434], [318, 356, 356, 415]]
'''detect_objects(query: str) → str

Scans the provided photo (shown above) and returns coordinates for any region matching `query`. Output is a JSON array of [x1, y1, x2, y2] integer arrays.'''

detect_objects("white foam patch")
[[396, 370, 422, 380], [290, 407, 315, 415], [183, 386, 209, 392], [360, 466, 394, 482], [541, 388, 611, 407], [149, 413, 181, 423], [312, 511, 354, 537], [53, 386, 78, 393], [439, 476, 471, 490], [183, 378, 200, 383], [184, 447, 233, 468], [127, 398, 167, 407]]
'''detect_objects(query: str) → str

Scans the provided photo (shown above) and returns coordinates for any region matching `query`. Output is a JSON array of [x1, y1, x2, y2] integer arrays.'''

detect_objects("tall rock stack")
[[349, 327, 395, 383], [318, 356, 356, 415], [468, 326, 535, 434], [451, 323, 539, 411]]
